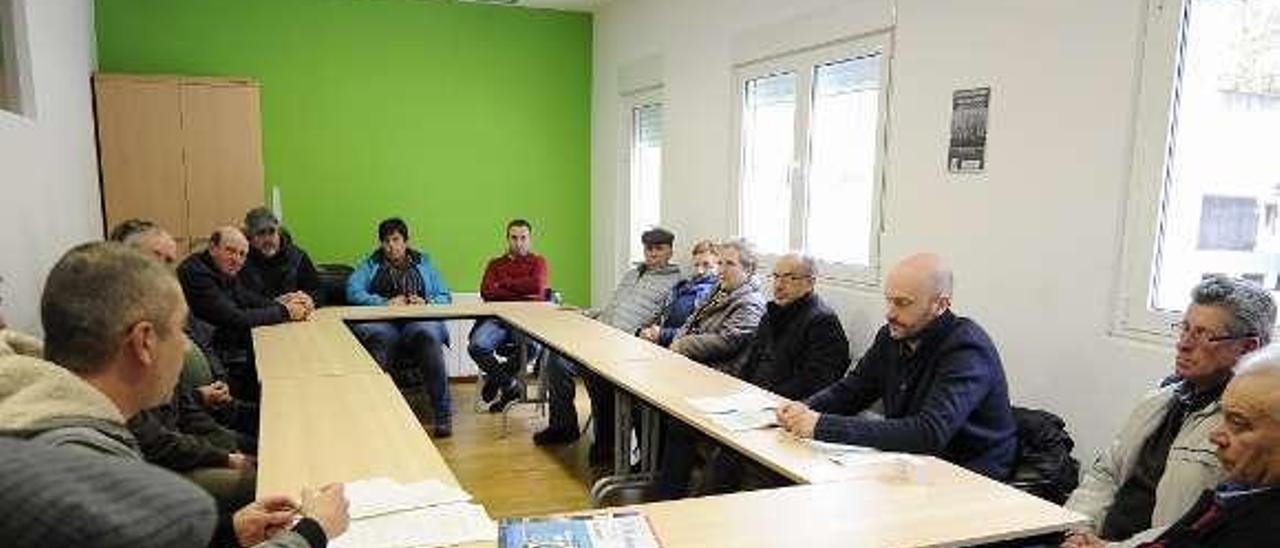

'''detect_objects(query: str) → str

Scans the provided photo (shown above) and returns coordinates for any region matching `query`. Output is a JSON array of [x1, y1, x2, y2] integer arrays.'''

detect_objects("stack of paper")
[[687, 391, 777, 415], [687, 391, 779, 432], [329, 477, 497, 548], [804, 441, 929, 483], [344, 478, 473, 519]]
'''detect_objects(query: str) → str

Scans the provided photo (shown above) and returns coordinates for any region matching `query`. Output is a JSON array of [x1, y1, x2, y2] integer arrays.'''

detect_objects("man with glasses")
[[655, 252, 849, 499], [239, 207, 320, 311], [1063, 275, 1275, 547], [776, 252, 1017, 479]]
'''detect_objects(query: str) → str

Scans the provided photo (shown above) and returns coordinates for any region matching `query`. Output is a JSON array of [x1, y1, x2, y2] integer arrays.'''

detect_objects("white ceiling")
[[510, 0, 611, 13]]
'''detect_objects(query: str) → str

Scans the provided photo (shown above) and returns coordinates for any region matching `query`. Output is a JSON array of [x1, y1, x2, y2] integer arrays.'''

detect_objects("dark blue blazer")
[[805, 310, 1017, 479]]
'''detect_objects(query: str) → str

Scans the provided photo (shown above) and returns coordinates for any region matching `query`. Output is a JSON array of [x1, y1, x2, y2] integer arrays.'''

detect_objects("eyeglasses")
[[770, 273, 813, 282], [1170, 321, 1257, 345]]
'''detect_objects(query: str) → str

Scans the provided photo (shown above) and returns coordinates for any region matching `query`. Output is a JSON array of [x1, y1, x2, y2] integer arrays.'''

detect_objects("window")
[[0, 0, 28, 116], [624, 92, 663, 263], [1119, 0, 1280, 336], [733, 34, 890, 282]]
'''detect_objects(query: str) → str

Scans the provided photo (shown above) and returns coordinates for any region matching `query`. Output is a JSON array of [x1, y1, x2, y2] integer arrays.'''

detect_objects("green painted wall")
[[95, 0, 592, 303]]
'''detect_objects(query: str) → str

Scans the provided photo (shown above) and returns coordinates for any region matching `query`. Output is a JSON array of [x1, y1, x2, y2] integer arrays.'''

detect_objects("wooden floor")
[[405, 379, 598, 518]]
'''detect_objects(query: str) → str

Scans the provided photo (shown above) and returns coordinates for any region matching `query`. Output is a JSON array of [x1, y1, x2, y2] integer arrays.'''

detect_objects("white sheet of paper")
[[329, 501, 497, 548], [586, 513, 662, 548], [687, 390, 778, 414], [707, 408, 778, 431], [806, 439, 880, 455], [344, 478, 473, 520]]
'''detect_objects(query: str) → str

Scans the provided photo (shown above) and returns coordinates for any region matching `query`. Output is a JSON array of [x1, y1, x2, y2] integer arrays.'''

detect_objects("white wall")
[[0, 0, 101, 334], [591, 0, 1176, 460]]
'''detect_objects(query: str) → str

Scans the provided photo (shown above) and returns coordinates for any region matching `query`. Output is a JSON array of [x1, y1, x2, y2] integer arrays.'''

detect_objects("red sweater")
[[480, 253, 549, 302]]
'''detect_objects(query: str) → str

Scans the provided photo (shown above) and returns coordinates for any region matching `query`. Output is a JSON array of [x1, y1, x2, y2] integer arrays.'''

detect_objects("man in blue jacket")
[[777, 252, 1016, 479], [346, 217, 454, 437], [638, 239, 719, 347]]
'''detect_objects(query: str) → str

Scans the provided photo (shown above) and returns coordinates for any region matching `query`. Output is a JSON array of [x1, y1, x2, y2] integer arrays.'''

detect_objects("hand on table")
[[233, 495, 299, 546], [197, 381, 233, 407], [302, 483, 350, 540], [1061, 531, 1105, 548], [638, 325, 661, 343], [776, 401, 819, 439], [284, 299, 310, 321]]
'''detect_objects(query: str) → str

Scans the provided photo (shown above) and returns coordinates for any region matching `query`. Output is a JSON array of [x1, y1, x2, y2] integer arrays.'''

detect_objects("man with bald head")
[[776, 253, 1017, 479], [178, 227, 308, 400], [1106, 346, 1280, 547]]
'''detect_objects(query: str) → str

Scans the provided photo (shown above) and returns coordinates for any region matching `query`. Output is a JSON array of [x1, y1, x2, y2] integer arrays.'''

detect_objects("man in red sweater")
[[468, 219, 550, 412]]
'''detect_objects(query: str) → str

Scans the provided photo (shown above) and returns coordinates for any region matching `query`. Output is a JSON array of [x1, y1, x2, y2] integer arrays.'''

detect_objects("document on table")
[[688, 390, 779, 431], [330, 501, 496, 548], [706, 408, 778, 432], [804, 441, 930, 482], [687, 391, 778, 415], [328, 477, 496, 548], [345, 477, 472, 519]]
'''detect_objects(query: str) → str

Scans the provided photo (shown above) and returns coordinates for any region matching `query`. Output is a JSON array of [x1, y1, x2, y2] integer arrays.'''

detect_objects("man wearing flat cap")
[[534, 227, 683, 462]]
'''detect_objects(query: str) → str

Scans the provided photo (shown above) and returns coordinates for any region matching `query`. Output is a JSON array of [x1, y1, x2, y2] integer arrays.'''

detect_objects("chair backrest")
[[1008, 406, 1080, 505], [316, 263, 355, 307]]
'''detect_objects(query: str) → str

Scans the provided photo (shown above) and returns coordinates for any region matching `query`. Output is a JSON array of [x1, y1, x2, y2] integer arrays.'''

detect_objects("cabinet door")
[[182, 82, 265, 249], [94, 76, 189, 248]]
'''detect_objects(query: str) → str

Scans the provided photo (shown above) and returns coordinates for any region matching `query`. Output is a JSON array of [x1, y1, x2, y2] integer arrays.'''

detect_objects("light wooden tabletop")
[[252, 319, 380, 380], [621, 459, 1083, 547], [254, 303, 1085, 546], [256, 372, 458, 497]]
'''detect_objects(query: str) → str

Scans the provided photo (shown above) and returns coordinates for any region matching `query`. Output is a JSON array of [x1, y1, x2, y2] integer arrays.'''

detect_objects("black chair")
[[1007, 406, 1080, 505], [315, 263, 354, 307]]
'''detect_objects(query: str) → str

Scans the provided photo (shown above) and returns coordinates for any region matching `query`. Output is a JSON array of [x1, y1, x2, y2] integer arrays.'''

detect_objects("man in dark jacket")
[[127, 386, 257, 521], [739, 253, 849, 400], [777, 252, 1016, 480], [1069, 347, 1280, 548], [239, 207, 322, 307], [655, 253, 850, 499], [178, 226, 309, 401]]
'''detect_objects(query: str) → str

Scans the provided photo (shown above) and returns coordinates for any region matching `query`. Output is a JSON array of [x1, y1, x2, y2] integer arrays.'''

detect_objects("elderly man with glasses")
[[1063, 275, 1276, 548], [654, 252, 851, 500]]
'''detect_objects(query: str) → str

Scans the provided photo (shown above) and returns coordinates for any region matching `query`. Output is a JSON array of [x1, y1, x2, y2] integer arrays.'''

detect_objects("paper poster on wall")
[[948, 87, 990, 173]]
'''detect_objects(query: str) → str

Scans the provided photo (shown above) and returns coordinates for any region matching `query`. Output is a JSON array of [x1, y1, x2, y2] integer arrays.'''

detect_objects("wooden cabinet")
[[94, 74, 265, 252]]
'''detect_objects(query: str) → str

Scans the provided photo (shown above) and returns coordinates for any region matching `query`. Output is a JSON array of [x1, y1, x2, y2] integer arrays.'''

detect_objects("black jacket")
[[739, 293, 849, 401], [239, 231, 320, 303], [177, 251, 287, 366], [805, 310, 1017, 479], [1141, 487, 1280, 547], [126, 390, 245, 472]]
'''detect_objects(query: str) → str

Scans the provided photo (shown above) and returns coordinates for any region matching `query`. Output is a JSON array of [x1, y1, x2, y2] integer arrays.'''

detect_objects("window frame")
[[0, 0, 32, 119], [729, 32, 893, 287], [619, 86, 664, 265], [1116, 0, 1231, 342]]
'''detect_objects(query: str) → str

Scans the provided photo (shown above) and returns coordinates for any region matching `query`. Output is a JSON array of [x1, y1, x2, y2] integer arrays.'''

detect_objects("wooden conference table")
[[254, 302, 1084, 547]]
